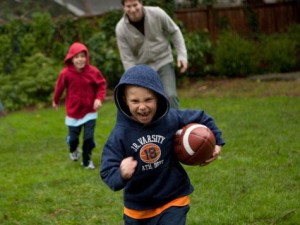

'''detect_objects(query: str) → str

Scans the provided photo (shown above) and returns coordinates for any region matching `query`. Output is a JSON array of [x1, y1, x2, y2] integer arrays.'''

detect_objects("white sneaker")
[[69, 148, 80, 161], [83, 160, 95, 170]]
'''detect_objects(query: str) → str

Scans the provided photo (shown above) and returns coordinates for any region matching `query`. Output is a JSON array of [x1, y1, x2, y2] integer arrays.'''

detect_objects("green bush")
[[30, 12, 55, 55], [0, 19, 27, 74], [259, 34, 297, 73], [144, 0, 175, 15], [213, 31, 259, 77], [0, 34, 14, 74], [0, 12, 54, 74], [287, 24, 300, 71], [0, 53, 60, 111], [287, 24, 300, 50], [184, 31, 213, 76], [99, 10, 123, 38], [87, 32, 123, 89], [0, 11, 299, 112], [87, 10, 124, 88]]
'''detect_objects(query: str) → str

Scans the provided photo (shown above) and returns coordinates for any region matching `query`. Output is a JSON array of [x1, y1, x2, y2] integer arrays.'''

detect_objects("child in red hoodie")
[[53, 42, 107, 169]]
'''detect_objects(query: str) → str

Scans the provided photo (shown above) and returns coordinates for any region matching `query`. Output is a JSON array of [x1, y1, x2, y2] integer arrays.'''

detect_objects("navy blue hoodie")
[[100, 65, 225, 211]]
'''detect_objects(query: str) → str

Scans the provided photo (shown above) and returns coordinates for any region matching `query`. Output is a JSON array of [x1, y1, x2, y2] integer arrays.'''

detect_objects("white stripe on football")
[[182, 124, 207, 156]]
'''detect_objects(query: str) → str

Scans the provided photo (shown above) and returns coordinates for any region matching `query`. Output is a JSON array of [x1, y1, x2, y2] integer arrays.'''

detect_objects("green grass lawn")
[[0, 79, 299, 225]]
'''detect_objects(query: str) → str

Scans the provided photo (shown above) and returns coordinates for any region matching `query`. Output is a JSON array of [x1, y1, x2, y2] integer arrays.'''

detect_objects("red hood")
[[64, 42, 90, 66]]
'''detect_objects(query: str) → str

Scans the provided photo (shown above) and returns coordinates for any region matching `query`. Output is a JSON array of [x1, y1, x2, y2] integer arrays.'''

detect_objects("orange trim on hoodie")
[[124, 196, 190, 219]]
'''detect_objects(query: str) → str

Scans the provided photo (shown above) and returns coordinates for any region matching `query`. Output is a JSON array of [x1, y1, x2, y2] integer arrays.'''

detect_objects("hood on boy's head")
[[114, 64, 169, 120], [64, 42, 89, 65]]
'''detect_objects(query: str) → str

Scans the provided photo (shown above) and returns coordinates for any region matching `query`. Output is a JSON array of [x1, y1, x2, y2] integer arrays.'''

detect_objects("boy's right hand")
[[200, 145, 222, 166], [120, 157, 137, 180]]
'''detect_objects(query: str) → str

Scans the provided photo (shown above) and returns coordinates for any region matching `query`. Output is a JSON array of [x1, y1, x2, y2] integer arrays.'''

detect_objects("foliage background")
[[0, 1, 299, 224], [0, 1, 299, 111]]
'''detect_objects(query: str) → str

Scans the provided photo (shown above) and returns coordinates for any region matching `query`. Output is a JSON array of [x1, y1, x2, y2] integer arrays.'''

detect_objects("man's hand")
[[177, 60, 188, 73]]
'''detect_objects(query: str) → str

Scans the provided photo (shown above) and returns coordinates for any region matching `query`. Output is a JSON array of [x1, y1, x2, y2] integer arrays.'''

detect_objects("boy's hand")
[[93, 99, 102, 110], [52, 101, 58, 111], [120, 157, 138, 180], [200, 145, 222, 166]]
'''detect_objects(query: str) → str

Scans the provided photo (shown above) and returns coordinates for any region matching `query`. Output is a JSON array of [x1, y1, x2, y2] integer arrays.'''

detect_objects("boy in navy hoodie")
[[100, 65, 225, 224]]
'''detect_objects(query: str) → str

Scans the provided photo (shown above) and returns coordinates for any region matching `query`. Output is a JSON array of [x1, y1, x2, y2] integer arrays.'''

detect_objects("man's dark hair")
[[121, 0, 143, 6]]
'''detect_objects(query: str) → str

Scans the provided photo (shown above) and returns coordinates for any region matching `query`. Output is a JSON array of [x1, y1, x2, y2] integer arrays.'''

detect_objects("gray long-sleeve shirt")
[[116, 6, 188, 71]]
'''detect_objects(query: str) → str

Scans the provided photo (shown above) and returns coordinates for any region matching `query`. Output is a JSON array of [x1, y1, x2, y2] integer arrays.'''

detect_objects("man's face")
[[124, 85, 158, 125], [123, 0, 144, 22]]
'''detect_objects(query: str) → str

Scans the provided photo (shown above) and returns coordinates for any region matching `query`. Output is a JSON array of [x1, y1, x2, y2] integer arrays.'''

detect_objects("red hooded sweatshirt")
[[53, 42, 107, 119]]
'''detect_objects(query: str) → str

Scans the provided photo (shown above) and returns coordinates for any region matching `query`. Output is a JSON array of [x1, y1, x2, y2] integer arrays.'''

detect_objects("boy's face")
[[124, 85, 158, 125], [72, 52, 86, 71], [123, 0, 144, 22]]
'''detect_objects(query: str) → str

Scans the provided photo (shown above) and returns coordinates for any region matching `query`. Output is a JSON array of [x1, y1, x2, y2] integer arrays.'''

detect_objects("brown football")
[[174, 123, 216, 165]]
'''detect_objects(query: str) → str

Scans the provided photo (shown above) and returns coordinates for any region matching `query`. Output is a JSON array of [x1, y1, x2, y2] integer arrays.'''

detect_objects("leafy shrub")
[[184, 31, 213, 76], [213, 31, 259, 77], [19, 33, 40, 57], [0, 34, 14, 74], [259, 34, 297, 73], [99, 10, 123, 38], [53, 16, 80, 45], [87, 32, 123, 89], [29, 12, 55, 55], [0, 53, 60, 111], [144, 0, 175, 15], [87, 10, 124, 88], [0, 12, 54, 74], [0, 19, 27, 74], [0, 10, 299, 112], [287, 24, 300, 70]]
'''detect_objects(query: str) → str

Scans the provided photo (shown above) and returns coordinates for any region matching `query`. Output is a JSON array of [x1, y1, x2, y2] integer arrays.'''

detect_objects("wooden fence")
[[175, 1, 300, 39]]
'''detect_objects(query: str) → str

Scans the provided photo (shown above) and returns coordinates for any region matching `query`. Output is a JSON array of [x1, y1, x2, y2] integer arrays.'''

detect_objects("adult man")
[[116, 0, 188, 109]]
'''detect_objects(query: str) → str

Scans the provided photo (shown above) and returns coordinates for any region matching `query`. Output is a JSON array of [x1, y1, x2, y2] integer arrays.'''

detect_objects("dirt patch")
[[178, 73, 300, 98], [248, 72, 300, 82]]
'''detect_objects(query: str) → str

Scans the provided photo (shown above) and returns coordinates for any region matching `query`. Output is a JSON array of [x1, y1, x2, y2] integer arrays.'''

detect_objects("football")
[[174, 123, 216, 165]]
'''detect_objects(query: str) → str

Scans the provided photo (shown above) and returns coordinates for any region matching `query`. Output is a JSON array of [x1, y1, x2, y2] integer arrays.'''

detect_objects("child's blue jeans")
[[67, 119, 96, 166]]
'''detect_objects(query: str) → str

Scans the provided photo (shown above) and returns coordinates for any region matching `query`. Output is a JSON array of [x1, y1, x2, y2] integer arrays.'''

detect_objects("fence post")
[[207, 5, 217, 41]]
